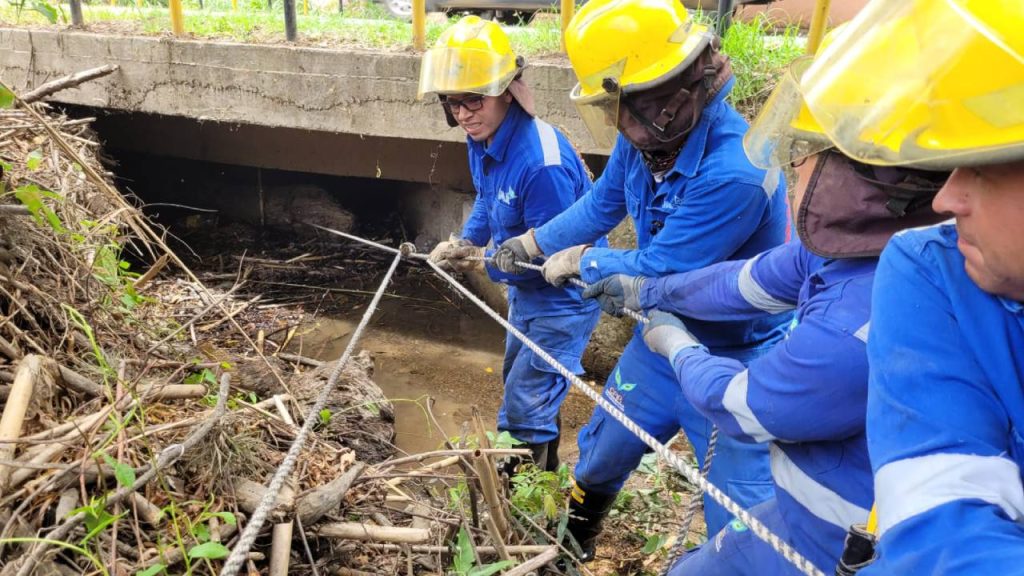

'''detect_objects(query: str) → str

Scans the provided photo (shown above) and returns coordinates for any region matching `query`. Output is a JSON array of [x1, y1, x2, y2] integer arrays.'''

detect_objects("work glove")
[[428, 234, 472, 268], [582, 274, 647, 317], [445, 244, 485, 273], [541, 245, 589, 287], [642, 310, 702, 362], [493, 229, 542, 274]]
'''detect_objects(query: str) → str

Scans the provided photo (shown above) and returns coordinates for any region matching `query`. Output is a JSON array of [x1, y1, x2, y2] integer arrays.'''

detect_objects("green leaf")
[[467, 561, 514, 576], [14, 184, 64, 233], [136, 564, 166, 576], [26, 149, 43, 171], [102, 453, 136, 488], [187, 541, 230, 560], [318, 408, 332, 425], [192, 522, 210, 543], [209, 511, 237, 526], [30, 0, 58, 23], [0, 85, 14, 109], [452, 526, 474, 574], [641, 533, 666, 555]]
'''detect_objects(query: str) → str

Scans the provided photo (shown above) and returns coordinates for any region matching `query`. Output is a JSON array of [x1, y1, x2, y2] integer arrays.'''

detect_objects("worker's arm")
[[667, 305, 868, 444], [578, 174, 778, 283], [640, 240, 816, 321], [484, 165, 590, 288], [460, 192, 491, 247], [531, 138, 629, 253], [864, 234, 1024, 574]]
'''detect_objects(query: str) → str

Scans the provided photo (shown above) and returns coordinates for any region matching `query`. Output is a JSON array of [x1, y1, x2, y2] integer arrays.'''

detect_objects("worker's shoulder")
[[509, 116, 584, 170]]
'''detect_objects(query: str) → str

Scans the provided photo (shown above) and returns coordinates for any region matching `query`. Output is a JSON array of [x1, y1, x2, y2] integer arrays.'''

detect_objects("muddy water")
[[292, 282, 600, 461]]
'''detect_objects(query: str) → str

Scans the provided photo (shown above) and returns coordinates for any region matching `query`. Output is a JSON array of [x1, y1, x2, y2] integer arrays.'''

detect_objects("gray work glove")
[[642, 310, 702, 361], [428, 234, 472, 267], [582, 274, 647, 317], [493, 229, 542, 274], [446, 244, 485, 273], [541, 244, 589, 287]]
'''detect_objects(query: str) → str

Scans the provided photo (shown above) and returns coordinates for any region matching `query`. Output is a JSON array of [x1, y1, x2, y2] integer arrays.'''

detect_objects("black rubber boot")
[[544, 415, 562, 472], [566, 481, 617, 562], [501, 442, 549, 477]]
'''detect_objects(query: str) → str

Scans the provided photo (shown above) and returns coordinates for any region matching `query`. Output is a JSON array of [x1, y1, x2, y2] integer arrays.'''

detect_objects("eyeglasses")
[[442, 95, 485, 113]]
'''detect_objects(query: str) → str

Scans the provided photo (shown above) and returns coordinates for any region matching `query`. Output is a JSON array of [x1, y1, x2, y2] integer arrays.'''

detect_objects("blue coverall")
[[862, 224, 1024, 575], [642, 240, 874, 575], [461, 103, 603, 445], [532, 79, 791, 533]]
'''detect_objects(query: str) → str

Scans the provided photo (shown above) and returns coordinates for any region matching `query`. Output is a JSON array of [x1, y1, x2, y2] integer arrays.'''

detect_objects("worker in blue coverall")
[[582, 52, 951, 570], [780, 3, 1024, 575], [492, 0, 790, 558], [418, 16, 603, 471]]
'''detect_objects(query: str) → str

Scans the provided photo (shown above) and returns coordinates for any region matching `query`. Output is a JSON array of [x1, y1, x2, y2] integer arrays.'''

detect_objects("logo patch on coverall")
[[497, 187, 517, 205], [605, 368, 635, 410]]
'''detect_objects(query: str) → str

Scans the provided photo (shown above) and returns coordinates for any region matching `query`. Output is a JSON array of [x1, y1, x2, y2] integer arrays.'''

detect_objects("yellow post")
[[169, 0, 184, 35], [412, 0, 425, 51], [136, 0, 142, 7], [560, 0, 574, 52], [231, 0, 237, 10], [303, 0, 308, 15], [806, 0, 832, 55]]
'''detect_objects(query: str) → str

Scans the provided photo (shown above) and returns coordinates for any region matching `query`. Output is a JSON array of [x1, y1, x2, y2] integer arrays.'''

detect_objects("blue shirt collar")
[[467, 102, 526, 164], [1000, 297, 1024, 315], [670, 76, 734, 179]]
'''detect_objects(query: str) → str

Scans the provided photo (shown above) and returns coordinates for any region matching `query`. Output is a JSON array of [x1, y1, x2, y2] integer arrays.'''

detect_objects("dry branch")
[[316, 522, 431, 544], [20, 65, 119, 104]]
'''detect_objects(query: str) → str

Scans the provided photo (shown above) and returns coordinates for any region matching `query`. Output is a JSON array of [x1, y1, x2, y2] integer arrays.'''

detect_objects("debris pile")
[[0, 75, 581, 576]]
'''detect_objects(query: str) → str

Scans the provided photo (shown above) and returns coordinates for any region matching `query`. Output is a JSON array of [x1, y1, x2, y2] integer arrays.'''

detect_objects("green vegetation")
[[0, 0, 803, 79]]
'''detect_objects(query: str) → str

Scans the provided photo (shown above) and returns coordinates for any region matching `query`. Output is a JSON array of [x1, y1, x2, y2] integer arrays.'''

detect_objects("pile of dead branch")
[[0, 73, 582, 576]]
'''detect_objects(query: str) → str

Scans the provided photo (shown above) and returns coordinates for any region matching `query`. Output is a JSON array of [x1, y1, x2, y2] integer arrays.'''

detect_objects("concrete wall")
[[0, 28, 603, 155]]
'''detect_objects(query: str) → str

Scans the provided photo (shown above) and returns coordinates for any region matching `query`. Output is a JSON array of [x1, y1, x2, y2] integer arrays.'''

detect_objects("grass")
[[0, 0, 802, 62]]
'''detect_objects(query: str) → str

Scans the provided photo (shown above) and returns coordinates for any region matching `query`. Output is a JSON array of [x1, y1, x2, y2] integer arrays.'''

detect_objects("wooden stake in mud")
[[0, 355, 40, 496]]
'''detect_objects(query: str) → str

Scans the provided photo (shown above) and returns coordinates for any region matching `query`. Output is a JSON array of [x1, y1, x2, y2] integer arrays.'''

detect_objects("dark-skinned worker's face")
[[932, 159, 1024, 301]]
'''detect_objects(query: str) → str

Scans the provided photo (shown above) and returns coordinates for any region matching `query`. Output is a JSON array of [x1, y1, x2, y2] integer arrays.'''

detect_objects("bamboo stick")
[[316, 522, 430, 543], [0, 355, 40, 494], [502, 546, 559, 576], [270, 478, 295, 576]]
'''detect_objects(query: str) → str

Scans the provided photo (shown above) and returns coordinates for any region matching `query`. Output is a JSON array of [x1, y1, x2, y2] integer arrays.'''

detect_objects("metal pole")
[[560, 0, 574, 53], [169, 0, 184, 35], [412, 0, 425, 51], [716, 0, 733, 36], [806, 0, 832, 54], [283, 0, 297, 41], [69, 0, 83, 26]]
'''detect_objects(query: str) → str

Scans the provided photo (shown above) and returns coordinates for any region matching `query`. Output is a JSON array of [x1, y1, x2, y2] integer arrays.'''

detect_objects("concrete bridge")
[[0, 28, 605, 190]]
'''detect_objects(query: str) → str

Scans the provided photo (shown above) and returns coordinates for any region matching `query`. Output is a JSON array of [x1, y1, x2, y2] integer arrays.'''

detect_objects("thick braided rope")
[[220, 251, 404, 576], [425, 259, 825, 576], [662, 426, 719, 574]]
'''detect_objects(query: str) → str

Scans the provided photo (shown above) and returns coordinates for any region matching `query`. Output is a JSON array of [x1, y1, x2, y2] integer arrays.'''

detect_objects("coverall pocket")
[[493, 201, 523, 227]]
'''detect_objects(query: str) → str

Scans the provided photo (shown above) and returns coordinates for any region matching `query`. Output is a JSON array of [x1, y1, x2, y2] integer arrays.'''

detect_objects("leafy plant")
[[451, 526, 514, 576], [14, 184, 65, 233]]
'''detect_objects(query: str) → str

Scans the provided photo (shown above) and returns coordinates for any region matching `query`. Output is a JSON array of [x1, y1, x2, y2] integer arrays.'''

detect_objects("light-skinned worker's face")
[[932, 159, 1024, 301], [446, 92, 512, 145]]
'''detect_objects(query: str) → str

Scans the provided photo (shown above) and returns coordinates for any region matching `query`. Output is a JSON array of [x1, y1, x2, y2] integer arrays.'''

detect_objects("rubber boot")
[[545, 414, 562, 472], [501, 442, 549, 477], [566, 481, 617, 562]]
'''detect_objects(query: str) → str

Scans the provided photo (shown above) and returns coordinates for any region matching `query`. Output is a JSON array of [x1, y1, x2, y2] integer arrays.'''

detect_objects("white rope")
[[220, 251, 404, 576], [423, 258, 825, 576]]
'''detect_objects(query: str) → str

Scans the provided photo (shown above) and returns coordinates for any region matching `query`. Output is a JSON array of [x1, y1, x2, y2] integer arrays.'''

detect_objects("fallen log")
[[295, 461, 366, 525]]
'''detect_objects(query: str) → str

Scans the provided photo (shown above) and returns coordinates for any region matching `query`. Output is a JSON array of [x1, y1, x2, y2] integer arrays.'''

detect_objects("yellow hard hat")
[[564, 0, 714, 147], [417, 16, 521, 99], [796, 0, 1024, 169]]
